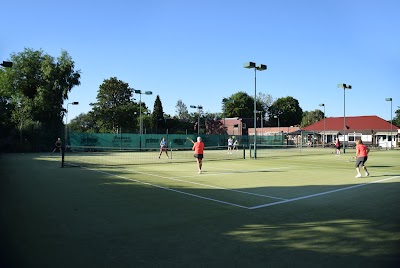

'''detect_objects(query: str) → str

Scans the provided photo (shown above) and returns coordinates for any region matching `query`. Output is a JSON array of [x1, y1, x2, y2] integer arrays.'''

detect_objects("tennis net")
[[62, 145, 245, 167], [249, 144, 342, 158]]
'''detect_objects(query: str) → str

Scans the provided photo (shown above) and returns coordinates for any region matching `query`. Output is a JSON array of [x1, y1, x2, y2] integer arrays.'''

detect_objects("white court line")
[[205, 165, 282, 171], [69, 163, 399, 210], [205, 166, 288, 173], [120, 167, 287, 201], [173, 168, 286, 179], [249, 176, 400, 210], [81, 166, 250, 209], [66, 161, 287, 202]]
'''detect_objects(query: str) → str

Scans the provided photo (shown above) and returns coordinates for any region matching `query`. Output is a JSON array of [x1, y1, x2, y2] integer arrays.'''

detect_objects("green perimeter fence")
[[62, 133, 287, 167], [69, 132, 285, 150]]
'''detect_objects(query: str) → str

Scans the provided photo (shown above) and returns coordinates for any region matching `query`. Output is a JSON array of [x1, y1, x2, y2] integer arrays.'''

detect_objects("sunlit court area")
[[1, 148, 399, 267], [2, 0, 400, 267]]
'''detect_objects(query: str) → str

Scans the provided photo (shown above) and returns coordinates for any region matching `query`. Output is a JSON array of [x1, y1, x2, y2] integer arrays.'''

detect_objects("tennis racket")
[[186, 137, 195, 144]]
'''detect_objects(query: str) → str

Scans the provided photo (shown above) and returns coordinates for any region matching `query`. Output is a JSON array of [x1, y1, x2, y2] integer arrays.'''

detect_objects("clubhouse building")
[[235, 115, 398, 149]]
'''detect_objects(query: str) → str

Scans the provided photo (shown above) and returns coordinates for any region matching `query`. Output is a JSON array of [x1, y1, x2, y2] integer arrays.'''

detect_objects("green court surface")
[[1, 149, 399, 267]]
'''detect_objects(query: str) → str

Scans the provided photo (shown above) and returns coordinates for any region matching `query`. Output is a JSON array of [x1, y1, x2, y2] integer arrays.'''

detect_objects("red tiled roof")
[[302, 116, 398, 133]]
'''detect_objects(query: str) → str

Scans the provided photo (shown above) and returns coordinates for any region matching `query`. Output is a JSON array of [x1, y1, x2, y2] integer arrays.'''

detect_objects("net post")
[[169, 142, 172, 160], [249, 144, 252, 158], [61, 145, 65, 168], [243, 144, 245, 159]]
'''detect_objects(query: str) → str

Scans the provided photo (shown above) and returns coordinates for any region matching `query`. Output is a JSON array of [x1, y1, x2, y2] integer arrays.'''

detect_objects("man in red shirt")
[[355, 139, 370, 178], [192, 136, 205, 174]]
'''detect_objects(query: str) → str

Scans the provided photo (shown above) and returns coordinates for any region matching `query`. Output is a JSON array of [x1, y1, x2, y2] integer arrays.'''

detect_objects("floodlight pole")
[[66, 102, 79, 126], [244, 62, 267, 159], [319, 104, 325, 145], [337, 83, 351, 153], [190, 105, 203, 136], [65, 102, 79, 145], [385, 98, 393, 149], [274, 115, 280, 134], [256, 111, 264, 136], [134, 89, 153, 135]]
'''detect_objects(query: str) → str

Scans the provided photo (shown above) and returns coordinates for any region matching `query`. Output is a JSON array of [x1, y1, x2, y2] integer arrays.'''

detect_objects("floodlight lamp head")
[[198, 106, 203, 110], [190, 105, 196, 108], [72, 102, 79, 105], [134, 89, 141, 94], [256, 64, 267, 71], [243, 62, 256, 68], [319, 103, 325, 106], [385, 98, 392, 101], [145, 91, 152, 95], [1, 61, 13, 68], [337, 83, 351, 89], [337, 83, 346, 88]]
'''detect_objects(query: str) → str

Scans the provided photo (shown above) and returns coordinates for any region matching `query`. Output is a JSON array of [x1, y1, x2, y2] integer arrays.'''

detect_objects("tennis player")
[[192, 136, 205, 174], [355, 139, 370, 178], [52, 138, 62, 155], [233, 139, 239, 151], [335, 138, 341, 156], [159, 137, 169, 159], [227, 136, 233, 154]]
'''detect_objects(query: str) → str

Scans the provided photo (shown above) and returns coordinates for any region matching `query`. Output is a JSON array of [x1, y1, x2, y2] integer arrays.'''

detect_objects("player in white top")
[[227, 137, 233, 154]]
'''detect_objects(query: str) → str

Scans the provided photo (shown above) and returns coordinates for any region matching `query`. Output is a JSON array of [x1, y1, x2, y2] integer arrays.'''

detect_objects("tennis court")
[[1, 148, 399, 267]]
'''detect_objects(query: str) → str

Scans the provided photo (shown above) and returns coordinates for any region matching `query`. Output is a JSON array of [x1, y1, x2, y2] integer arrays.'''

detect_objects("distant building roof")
[[303, 115, 398, 134]]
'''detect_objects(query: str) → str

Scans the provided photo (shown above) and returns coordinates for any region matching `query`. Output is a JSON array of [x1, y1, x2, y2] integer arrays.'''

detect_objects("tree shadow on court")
[[1, 154, 400, 267]]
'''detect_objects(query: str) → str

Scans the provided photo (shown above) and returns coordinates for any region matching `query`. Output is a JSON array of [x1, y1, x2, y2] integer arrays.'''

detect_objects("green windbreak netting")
[[62, 132, 285, 167], [68, 132, 284, 150]]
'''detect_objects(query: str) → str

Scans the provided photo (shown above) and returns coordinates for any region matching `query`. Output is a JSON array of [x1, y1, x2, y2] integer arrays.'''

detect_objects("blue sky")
[[2, 0, 399, 124]]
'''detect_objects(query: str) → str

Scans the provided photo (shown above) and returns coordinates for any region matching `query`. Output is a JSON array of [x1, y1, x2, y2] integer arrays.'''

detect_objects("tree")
[[0, 48, 81, 150], [166, 104, 197, 134], [267, 96, 303, 127], [90, 77, 137, 133], [257, 92, 274, 120], [9, 49, 80, 123], [301, 109, 324, 128], [224, 91, 263, 119], [175, 100, 190, 121], [69, 112, 98, 133], [10, 97, 34, 143], [203, 112, 223, 134], [0, 68, 15, 143], [164, 116, 194, 134], [392, 106, 400, 127], [152, 95, 165, 134]]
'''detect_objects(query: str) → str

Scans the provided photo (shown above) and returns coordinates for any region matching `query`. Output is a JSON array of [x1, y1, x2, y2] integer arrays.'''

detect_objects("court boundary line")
[[67, 163, 400, 210], [119, 167, 287, 201], [81, 165, 250, 209], [249, 176, 400, 209], [64, 159, 285, 199]]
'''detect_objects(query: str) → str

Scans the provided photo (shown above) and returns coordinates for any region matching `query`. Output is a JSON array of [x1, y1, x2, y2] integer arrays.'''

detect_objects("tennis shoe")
[[355, 174, 362, 178], [365, 172, 369, 177]]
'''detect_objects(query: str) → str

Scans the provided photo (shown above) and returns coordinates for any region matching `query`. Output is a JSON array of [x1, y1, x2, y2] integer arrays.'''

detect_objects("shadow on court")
[[1, 153, 399, 267]]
